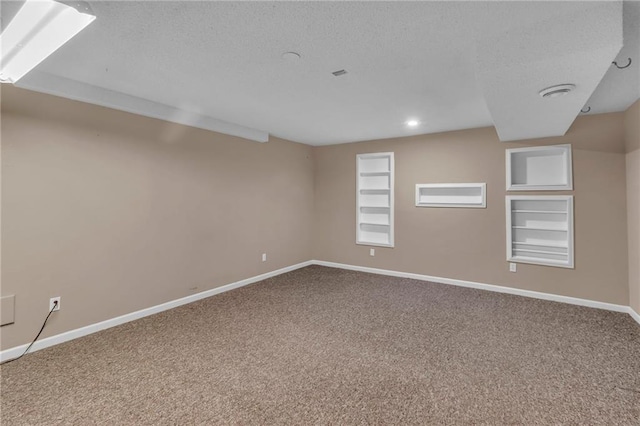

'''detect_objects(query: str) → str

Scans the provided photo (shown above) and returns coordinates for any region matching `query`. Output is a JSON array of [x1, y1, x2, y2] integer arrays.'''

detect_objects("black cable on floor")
[[0, 301, 58, 366]]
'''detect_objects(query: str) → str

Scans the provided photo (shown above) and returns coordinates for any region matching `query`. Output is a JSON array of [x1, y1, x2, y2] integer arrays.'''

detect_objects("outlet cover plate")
[[50, 297, 61, 312]]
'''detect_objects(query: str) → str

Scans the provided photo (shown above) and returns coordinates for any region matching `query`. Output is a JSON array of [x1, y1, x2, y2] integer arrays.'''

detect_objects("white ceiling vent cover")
[[539, 84, 575, 98]]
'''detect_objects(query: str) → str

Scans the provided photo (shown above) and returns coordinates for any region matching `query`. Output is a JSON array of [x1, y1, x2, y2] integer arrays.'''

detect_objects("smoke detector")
[[539, 84, 575, 98]]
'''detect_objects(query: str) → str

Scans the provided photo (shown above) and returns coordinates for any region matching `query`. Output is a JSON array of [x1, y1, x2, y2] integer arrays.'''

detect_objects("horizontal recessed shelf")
[[512, 226, 567, 232], [356, 241, 393, 247], [510, 256, 570, 266], [508, 184, 570, 189], [415, 183, 486, 208], [359, 171, 390, 176], [512, 210, 567, 214], [357, 154, 392, 174], [360, 222, 390, 227], [514, 248, 568, 256], [359, 188, 390, 193], [513, 241, 568, 249]]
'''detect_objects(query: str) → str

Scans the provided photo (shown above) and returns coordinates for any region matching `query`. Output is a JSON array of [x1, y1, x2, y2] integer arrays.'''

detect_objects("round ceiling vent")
[[539, 84, 576, 98]]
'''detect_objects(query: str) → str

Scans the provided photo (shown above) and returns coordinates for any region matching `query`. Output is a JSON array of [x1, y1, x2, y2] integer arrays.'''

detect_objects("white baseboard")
[[3, 259, 637, 361], [630, 307, 640, 326], [312, 260, 631, 314], [0, 261, 313, 362]]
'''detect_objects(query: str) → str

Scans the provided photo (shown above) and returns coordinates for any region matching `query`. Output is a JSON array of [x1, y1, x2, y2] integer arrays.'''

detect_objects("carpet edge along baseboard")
[[1, 260, 637, 361], [0, 261, 313, 362]]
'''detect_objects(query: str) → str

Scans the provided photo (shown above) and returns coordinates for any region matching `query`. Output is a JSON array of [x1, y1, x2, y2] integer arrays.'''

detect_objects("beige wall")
[[1, 85, 635, 350], [0, 86, 314, 350], [313, 113, 629, 305], [625, 100, 640, 314]]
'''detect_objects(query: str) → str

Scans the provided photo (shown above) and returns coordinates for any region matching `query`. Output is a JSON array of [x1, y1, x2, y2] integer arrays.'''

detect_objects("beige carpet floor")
[[1, 265, 639, 425]]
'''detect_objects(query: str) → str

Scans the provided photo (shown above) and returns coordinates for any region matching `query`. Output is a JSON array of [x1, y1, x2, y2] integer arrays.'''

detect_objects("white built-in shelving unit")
[[506, 195, 574, 268], [356, 152, 394, 247], [415, 183, 486, 208], [506, 144, 573, 191]]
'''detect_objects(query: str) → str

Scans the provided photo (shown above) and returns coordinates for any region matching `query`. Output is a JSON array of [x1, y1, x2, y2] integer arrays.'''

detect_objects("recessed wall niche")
[[356, 152, 394, 247], [415, 183, 486, 208], [506, 195, 574, 268], [506, 144, 573, 191]]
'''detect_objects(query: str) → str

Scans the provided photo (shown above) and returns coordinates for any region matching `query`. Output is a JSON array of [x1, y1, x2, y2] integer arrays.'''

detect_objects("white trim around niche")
[[506, 144, 573, 191], [415, 183, 486, 208]]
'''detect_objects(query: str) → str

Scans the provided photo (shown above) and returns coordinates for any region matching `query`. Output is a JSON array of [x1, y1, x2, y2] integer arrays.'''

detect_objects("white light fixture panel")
[[506, 195, 574, 269], [506, 144, 572, 191], [0, 0, 96, 84], [356, 152, 394, 247], [415, 183, 486, 208]]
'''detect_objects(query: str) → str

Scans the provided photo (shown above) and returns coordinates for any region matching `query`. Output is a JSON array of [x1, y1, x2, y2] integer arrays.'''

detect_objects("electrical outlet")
[[262, 253, 267, 262], [509, 263, 517, 272], [370, 248, 375, 256], [49, 297, 61, 312]]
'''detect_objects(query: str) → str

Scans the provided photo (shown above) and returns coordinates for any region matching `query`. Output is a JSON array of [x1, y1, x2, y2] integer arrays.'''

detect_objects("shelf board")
[[359, 188, 390, 193], [509, 184, 569, 190], [513, 241, 568, 249], [359, 171, 390, 176], [512, 226, 567, 232], [513, 248, 567, 256], [356, 241, 393, 248], [359, 222, 390, 227], [512, 210, 567, 214], [360, 206, 390, 210], [510, 255, 568, 265]]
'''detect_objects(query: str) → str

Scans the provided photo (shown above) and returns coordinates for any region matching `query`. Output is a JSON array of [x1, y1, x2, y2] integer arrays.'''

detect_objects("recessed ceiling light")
[[539, 84, 576, 98], [281, 52, 301, 61], [406, 120, 419, 127]]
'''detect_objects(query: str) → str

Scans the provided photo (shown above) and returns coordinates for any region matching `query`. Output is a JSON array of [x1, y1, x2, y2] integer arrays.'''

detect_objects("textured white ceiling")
[[476, 2, 623, 141], [2, 0, 639, 145]]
